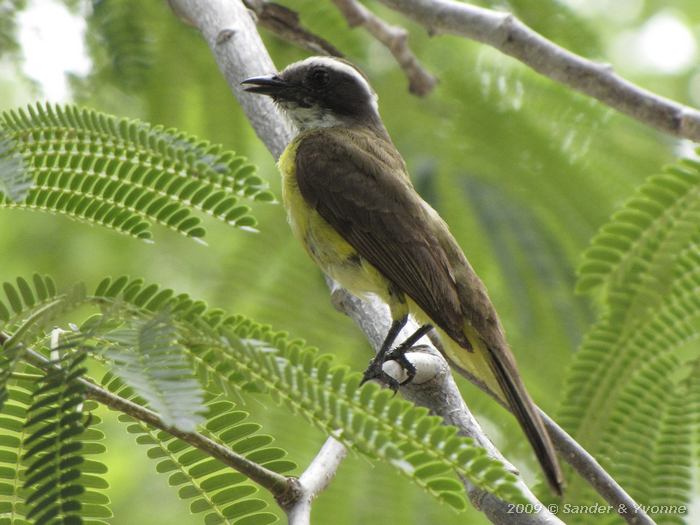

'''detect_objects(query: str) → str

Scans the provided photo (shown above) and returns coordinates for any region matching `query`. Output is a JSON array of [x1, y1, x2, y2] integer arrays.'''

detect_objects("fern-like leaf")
[[101, 374, 291, 524], [91, 276, 528, 507], [0, 378, 111, 525], [1, 275, 78, 412], [576, 161, 700, 295], [0, 383, 34, 523], [23, 352, 88, 525], [103, 313, 206, 432], [0, 103, 274, 241], [559, 155, 700, 520]]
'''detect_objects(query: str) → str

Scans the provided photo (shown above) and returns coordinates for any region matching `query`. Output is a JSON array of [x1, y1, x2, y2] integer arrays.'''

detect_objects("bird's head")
[[242, 57, 381, 132]]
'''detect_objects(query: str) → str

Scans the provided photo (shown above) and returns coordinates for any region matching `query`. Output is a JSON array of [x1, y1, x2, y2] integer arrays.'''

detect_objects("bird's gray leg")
[[387, 324, 433, 385], [360, 315, 407, 389]]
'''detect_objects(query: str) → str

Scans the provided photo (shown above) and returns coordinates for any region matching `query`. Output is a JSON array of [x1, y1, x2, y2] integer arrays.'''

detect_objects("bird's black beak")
[[241, 74, 290, 97]]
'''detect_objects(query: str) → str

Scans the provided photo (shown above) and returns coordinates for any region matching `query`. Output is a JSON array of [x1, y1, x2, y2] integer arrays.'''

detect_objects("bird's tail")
[[437, 327, 564, 495]]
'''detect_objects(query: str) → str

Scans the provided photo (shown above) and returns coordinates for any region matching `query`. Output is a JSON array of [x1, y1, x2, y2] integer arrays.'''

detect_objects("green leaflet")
[[0, 103, 274, 241]]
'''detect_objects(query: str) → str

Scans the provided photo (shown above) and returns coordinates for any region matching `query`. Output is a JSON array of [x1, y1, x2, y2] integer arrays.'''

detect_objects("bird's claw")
[[360, 345, 417, 390], [360, 360, 401, 392], [389, 351, 417, 386]]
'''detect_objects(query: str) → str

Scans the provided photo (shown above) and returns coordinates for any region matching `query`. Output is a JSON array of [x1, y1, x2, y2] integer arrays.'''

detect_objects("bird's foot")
[[386, 344, 417, 386], [360, 347, 417, 391], [360, 357, 401, 392]]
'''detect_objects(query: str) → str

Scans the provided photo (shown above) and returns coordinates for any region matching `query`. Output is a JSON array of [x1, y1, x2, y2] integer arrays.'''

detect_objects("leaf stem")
[[19, 343, 297, 501]]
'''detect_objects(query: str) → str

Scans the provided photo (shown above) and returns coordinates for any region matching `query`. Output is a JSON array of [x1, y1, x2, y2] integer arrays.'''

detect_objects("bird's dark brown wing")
[[296, 128, 564, 494], [295, 129, 467, 345]]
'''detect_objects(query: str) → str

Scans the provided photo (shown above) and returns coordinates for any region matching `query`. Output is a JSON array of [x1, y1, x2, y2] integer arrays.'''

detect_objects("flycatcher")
[[243, 57, 564, 494]]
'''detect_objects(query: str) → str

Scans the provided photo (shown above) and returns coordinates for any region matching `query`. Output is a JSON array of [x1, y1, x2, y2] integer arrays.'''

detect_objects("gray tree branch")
[[378, 0, 700, 142], [284, 437, 348, 525], [165, 1, 655, 524], [243, 0, 344, 57]]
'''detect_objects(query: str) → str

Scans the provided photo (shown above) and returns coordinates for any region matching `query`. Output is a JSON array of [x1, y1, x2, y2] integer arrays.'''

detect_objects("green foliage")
[[0, 134, 31, 201], [88, 276, 529, 507], [103, 375, 294, 525], [0, 103, 274, 241], [0, 0, 25, 60], [0, 380, 111, 525], [4, 0, 700, 522], [0, 383, 33, 524], [87, 0, 152, 92], [559, 155, 700, 523], [22, 352, 87, 524], [462, 176, 592, 341], [102, 314, 206, 432], [1, 272, 529, 523], [201, 338, 526, 507], [0, 274, 83, 414]]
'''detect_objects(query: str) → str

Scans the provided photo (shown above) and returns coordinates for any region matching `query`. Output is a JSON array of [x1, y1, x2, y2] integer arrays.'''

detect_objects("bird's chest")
[[278, 140, 385, 296], [279, 142, 353, 268]]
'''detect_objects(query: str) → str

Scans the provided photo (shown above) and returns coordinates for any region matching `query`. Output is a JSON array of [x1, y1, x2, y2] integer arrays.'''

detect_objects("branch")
[[378, 0, 700, 142], [539, 413, 652, 525], [164, 1, 653, 524], [244, 0, 344, 56], [425, 333, 655, 525], [14, 341, 298, 504], [284, 437, 348, 525], [167, 0, 294, 157], [330, 0, 436, 95]]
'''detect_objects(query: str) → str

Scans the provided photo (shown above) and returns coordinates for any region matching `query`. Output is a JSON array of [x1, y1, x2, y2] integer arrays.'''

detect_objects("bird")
[[242, 56, 564, 494]]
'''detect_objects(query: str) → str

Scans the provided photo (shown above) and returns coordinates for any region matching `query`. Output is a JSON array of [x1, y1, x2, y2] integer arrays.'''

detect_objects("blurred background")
[[1, 0, 698, 523]]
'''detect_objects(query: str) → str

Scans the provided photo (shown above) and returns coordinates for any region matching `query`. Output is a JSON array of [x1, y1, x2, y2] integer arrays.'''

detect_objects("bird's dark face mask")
[[242, 58, 379, 130]]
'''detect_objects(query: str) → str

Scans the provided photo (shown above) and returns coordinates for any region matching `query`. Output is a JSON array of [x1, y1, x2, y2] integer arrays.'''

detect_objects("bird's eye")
[[308, 68, 330, 89]]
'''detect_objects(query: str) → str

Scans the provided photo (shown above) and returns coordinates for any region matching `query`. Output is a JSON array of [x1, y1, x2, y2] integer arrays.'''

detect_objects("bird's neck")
[[304, 117, 391, 141]]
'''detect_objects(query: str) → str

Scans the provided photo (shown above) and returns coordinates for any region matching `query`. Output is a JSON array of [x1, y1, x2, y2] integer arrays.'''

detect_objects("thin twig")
[[284, 437, 348, 525], [330, 0, 436, 95], [244, 0, 343, 56], [426, 331, 655, 525], [539, 412, 650, 525], [19, 344, 297, 502], [378, 0, 700, 142]]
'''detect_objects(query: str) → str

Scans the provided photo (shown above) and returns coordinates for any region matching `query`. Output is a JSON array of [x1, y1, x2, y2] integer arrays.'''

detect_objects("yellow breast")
[[277, 136, 389, 299]]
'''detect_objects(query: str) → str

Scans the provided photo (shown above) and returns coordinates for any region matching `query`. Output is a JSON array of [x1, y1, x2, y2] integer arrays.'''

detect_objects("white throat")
[[279, 101, 349, 131]]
